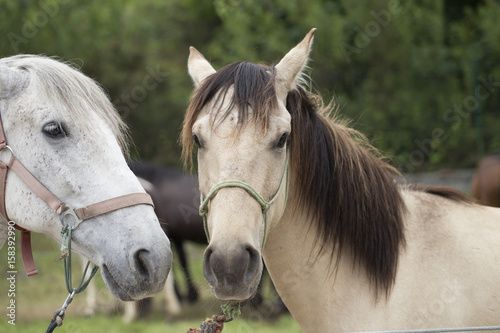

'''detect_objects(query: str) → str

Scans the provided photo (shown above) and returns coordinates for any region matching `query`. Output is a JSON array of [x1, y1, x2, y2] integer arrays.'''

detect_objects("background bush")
[[1, 0, 498, 171]]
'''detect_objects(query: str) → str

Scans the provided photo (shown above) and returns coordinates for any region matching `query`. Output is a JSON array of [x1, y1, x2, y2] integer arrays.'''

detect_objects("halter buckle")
[[0, 145, 14, 165], [59, 208, 82, 228]]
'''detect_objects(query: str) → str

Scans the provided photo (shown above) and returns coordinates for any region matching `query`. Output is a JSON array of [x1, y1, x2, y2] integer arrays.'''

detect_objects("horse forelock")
[[182, 61, 278, 169], [286, 86, 407, 297], [0, 55, 129, 156]]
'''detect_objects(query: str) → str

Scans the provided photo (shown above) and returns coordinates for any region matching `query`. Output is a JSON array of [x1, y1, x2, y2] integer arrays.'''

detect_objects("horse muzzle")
[[72, 213, 173, 302], [101, 241, 172, 301], [203, 243, 262, 301]]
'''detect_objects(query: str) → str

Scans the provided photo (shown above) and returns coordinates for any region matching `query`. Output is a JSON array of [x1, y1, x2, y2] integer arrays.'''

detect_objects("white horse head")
[[0, 55, 172, 301]]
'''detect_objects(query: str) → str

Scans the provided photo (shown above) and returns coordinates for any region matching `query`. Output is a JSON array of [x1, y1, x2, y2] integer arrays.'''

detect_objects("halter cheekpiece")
[[0, 112, 154, 276]]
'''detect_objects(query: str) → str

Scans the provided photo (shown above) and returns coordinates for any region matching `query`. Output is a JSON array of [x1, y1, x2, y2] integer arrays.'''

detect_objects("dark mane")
[[285, 87, 406, 296], [181, 61, 407, 296], [406, 183, 473, 203]]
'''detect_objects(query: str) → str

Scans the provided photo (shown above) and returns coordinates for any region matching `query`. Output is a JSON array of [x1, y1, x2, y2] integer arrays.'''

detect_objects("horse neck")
[[262, 205, 377, 331]]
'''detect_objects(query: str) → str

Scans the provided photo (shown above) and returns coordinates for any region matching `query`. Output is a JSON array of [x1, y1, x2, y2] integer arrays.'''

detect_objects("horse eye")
[[276, 133, 289, 149], [192, 134, 202, 148], [43, 122, 67, 138]]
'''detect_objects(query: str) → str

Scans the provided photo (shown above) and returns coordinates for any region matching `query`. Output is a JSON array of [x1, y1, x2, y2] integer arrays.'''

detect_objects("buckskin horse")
[[181, 29, 500, 332]]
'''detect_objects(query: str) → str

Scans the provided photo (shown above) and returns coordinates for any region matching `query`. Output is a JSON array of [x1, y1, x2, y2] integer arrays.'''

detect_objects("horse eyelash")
[[59, 122, 68, 137]]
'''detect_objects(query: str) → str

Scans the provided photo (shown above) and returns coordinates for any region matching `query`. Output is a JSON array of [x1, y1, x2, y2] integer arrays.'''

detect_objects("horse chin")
[[210, 279, 260, 302], [100, 264, 162, 301], [100, 264, 133, 301]]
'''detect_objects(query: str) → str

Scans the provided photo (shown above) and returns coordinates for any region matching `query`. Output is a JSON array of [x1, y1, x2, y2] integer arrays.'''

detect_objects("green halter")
[[199, 150, 290, 249]]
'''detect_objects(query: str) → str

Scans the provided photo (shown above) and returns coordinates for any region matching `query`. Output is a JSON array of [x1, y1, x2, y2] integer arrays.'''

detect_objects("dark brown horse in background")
[[130, 161, 206, 304], [471, 152, 500, 207]]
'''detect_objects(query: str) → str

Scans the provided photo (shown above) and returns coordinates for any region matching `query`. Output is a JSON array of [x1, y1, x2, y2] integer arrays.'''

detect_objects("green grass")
[[0, 315, 301, 333], [0, 232, 302, 332]]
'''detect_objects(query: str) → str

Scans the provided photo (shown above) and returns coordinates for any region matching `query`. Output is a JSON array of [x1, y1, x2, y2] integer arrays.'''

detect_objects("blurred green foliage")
[[1, 0, 499, 171]]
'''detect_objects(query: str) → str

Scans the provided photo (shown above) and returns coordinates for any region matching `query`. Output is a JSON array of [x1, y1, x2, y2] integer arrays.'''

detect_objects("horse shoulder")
[[388, 189, 500, 327], [401, 188, 500, 253]]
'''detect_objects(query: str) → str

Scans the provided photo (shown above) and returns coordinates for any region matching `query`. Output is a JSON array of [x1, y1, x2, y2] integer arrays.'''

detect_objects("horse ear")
[[0, 65, 28, 100], [275, 28, 316, 101], [188, 47, 216, 87]]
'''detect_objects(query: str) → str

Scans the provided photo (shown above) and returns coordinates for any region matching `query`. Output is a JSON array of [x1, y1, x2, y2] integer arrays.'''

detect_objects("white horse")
[[0, 55, 172, 302], [182, 29, 500, 332], [84, 177, 182, 321]]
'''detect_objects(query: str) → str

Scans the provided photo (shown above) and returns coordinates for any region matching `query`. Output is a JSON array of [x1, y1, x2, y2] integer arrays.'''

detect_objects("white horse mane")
[[0, 55, 129, 154]]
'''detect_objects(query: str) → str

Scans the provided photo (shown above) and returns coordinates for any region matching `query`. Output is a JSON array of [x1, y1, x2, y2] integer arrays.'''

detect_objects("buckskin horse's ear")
[[188, 47, 216, 87], [275, 28, 316, 101], [0, 65, 28, 100]]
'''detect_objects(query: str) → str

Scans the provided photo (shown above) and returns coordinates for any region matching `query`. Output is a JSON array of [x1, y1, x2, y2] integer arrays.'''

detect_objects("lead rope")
[[187, 302, 241, 333], [46, 226, 98, 333]]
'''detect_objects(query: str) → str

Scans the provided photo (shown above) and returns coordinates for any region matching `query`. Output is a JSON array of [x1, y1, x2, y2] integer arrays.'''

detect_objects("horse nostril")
[[243, 245, 260, 284], [133, 249, 152, 283], [203, 247, 218, 286]]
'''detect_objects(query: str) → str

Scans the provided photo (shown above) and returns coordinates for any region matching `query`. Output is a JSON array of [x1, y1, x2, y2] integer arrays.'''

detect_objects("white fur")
[[122, 270, 181, 323], [86, 177, 182, 321]]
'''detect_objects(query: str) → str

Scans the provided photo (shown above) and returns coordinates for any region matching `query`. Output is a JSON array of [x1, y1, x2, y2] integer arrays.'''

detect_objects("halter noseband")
[[199, 150, 289, 249], [0, 113, 154, 276]]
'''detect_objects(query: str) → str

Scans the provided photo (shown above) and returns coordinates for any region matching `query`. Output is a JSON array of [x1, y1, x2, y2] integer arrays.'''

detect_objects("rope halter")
[[199, 149, 290, 249]]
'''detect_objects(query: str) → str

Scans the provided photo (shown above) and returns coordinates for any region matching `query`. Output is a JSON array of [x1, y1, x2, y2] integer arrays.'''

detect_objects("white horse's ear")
[[0, 65, 28, 100], [275, 28, 316, 101], [188, 47, 216, 87]]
